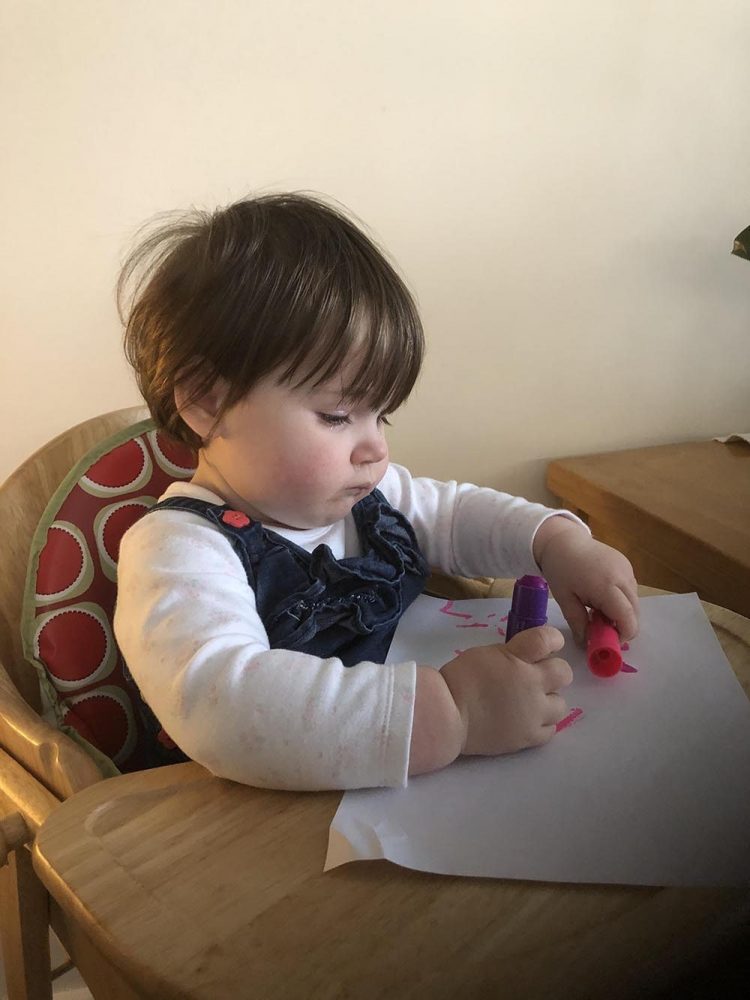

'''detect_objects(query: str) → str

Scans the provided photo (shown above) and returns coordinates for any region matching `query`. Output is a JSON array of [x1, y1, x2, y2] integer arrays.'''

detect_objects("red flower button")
[[222, 510, 251, 528]]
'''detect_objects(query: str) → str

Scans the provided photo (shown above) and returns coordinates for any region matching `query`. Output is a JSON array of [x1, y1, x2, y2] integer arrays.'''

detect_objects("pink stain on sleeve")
[[555, 707, 584, 733], [439, 600, 473, 620]]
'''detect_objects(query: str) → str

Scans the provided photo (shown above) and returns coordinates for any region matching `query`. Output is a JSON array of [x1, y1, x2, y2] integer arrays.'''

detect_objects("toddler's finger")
[[505, 625, 564, 663], [555, 592, 589, 645], [534, 724, 557, 747], [539, 656, 573, 692], [620, 585, 640, 639], [597, 586, 639, 642], [543, 691, 569, 726]]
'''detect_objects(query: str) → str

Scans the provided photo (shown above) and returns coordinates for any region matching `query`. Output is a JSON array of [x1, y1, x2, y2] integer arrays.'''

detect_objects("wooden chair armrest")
[[0, 755, 58, 836], [0, 811, 32, 864], [0, 657, 104, 800]]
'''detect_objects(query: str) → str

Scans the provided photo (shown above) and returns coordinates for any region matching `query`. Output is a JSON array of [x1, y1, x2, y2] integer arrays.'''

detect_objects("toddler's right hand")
[[441, 626, 573, 756]]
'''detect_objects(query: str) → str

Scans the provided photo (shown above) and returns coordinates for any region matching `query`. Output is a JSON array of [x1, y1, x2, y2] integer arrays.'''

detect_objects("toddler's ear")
[[174, 377, 228, 442]]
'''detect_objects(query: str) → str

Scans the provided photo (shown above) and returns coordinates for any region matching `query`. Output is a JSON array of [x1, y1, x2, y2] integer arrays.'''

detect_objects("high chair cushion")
[[21, 419, 196, 774]]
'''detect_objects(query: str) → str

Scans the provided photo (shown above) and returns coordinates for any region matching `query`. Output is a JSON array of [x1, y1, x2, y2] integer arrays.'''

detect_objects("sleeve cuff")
[[529, 510, 591, 570]]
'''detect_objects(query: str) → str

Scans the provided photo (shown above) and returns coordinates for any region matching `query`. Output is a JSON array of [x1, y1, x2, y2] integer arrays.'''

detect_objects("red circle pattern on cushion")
[[96, 500, 154, 582], [31, 427, 196, 771], [36, 524, 89, 600], [63, 687, 137, 762], [102, 504, 148, 561], [83, 438, 150, 493], [36, 606, 112, 686]]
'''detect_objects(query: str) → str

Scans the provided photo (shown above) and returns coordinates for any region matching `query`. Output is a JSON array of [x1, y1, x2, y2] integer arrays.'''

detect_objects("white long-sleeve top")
[[114, 463, 585, 790]]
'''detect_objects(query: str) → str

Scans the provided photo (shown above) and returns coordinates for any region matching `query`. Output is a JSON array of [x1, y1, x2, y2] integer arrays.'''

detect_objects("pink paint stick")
[[586, 610, 623, 677]]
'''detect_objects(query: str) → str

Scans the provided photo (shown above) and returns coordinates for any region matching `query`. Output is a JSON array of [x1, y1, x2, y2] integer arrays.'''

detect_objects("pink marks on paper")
[[439, 600, 506, 637], [556, 707, 584, 733], [617, 641, 640, 672], [439, 600, 472, 620]]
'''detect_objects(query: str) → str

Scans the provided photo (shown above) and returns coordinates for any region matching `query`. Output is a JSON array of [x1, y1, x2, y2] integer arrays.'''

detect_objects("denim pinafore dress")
[[125, 489, 430, 768]]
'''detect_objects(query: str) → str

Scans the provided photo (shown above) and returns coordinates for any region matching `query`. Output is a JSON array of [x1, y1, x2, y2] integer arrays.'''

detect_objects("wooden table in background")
[[546, 439, 750, 619], [32, 585, 750, 1000]]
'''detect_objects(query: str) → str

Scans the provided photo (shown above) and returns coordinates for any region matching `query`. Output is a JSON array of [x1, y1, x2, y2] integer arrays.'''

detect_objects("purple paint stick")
[[505, 575, 549, 641]]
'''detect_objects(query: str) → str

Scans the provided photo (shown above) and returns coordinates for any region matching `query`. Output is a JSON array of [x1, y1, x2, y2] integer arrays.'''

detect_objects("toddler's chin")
[[265, 496, 359, 531]]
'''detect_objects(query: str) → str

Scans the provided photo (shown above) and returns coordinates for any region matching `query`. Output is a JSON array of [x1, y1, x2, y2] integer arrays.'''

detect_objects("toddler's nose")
[[352, 425, 388, 466]]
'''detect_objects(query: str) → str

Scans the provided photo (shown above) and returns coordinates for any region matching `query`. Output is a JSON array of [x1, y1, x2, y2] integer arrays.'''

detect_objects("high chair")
[[0, 405, 153, 998], [0, 406, 494, 999]]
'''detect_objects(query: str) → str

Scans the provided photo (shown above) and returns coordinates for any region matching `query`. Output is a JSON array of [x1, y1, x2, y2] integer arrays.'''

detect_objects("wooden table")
[[33, 587, 750, 1000], [546, 439, 750, 619]]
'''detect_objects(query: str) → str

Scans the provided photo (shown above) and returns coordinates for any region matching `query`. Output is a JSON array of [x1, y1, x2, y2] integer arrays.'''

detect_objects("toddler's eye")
[[318, 412, 352, 427], [379, 414, 392, 426]]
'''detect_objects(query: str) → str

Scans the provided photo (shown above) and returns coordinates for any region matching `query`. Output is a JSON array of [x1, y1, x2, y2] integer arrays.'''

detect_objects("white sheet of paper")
[[325, 594, 750, 887]]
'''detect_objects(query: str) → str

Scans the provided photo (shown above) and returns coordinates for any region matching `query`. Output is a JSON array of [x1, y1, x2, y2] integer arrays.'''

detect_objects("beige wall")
[[2, 0, 748, 502]]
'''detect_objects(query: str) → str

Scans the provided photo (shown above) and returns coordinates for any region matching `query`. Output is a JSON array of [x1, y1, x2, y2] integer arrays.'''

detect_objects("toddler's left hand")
[[534, 518, 639, 644]]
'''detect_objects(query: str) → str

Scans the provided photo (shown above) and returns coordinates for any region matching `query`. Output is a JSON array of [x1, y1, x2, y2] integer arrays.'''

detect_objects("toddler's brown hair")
[[118, 192, 425, 448]]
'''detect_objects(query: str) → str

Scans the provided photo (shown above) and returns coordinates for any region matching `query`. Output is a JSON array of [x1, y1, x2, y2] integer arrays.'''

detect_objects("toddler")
[[114, 192, 638, 789]]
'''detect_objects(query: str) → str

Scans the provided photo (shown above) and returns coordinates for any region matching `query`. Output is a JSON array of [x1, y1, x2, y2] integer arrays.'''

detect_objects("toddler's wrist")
[[532, 514, 587, 569], [409, 666, 465, 775], [440, 666, 469, 755]]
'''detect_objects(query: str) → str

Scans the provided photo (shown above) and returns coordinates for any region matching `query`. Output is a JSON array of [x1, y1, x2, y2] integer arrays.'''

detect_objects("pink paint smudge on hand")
[[457, 622, 489, 628], [555, 707, 584, 733]]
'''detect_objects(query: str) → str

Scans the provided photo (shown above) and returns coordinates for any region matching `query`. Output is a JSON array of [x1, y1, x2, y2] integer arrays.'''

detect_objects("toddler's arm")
[[379, 463, 586, 581], [409, 626, 572, 774], [115, 509, 417, 790], [381, 463, 639, 643]]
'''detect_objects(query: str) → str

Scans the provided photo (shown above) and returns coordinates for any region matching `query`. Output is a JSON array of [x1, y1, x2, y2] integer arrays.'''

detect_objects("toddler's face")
[[192, 372, 390, 529]]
